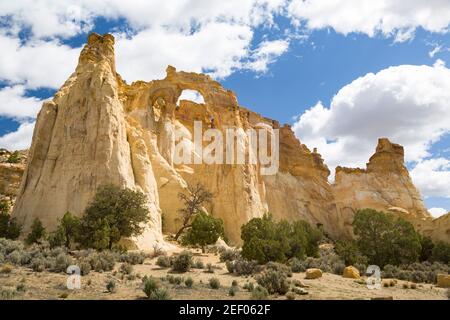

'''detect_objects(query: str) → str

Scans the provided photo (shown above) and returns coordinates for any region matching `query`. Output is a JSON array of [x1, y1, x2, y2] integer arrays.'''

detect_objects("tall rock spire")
[[12, 33, 165, 249]]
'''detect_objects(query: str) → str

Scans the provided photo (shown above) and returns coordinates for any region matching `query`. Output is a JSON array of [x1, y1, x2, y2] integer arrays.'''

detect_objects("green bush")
[[106, 280, 116, 293], [220, 249, 241, 262], [352, 209, 421, 267], [6, 151, 21, 164], [243, 282, 255, 292], [194, 259, 204, 269], [156, 255, 171, 268], [256, 269, 289, 295], [289, 257, 304, 273], [52, 253, 74, 273], [143, 276, 159, 298], [229, 286, 237, 296], [251, 286, 269, 300], [171, 251, 193, 273], [185, 277, 194, 288], [334, 239, 367, 265], [181, 213, 224, 253], [0, 201, 22, 240], [241, 214, 321, 264], [120, 262, 133, 274], [87, 251, 116, 272], [209, 277, 220, 289], [78, 185, 150, 250], [226, 258, 260, 275], [431, 241, 450, 264], [30, 257, 46, 272], [419, 235, 434, 262], [26, 218, 46, 245], [120, 251, 147, 265], [49, 212, 80, 248], [149, 288, 171, 300]]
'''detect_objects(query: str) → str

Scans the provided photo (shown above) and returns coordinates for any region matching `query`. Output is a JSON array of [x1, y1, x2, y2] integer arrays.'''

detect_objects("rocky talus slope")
[[8, 33, 449, 249]]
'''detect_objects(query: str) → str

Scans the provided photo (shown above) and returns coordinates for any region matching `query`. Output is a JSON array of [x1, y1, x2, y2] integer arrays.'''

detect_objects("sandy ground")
[[0, 249, 447, 300]]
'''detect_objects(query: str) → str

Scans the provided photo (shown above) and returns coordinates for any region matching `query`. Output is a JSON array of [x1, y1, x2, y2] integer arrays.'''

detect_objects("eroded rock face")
[[332, 138, 449, 242], [10, 33, 449, 248]]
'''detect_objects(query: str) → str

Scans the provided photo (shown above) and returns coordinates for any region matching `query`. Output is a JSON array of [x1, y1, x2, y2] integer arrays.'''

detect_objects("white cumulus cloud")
[[0, 85, 43, 120], [292, 62, 450, 199], [428, 207, 448, 218], [288, 0, 450, 42], [0, 121, 35, 151]]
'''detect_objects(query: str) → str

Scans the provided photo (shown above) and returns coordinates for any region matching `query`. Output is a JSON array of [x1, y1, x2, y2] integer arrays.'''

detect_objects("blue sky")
[[0, 1, 449, 214]]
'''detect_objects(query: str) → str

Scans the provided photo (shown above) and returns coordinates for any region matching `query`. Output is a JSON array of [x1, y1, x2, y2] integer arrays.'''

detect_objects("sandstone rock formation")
[[0, 149, 27, 205], [332, 138, 449, 241], [9, 33, 450, 248]]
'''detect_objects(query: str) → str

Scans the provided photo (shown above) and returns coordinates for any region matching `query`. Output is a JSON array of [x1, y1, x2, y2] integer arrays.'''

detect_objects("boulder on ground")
[[343, 266, 360, 279], [436, 274, 450, 288], [305, 268, 322, 279]]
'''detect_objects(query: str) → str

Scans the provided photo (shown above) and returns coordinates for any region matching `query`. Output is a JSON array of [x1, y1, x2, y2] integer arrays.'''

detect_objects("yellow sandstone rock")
[[436, 274, 450, 288], [343, 266, 360, 279], [305, 268, 323, 279]]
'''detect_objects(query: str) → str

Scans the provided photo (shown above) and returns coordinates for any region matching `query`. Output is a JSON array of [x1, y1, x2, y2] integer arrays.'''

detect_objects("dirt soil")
[[0, 249, 447, 300]]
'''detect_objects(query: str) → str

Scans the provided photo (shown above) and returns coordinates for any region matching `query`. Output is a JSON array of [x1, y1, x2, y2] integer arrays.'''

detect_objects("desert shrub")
[[229, 286, 237, 296], [78, 185, 150, 250], [79, 259, 91, 276], [120, 251, 147, 265], [173, 276, 183, 285], [185, 277, 194, 288], [289, 257, 304, 273], [209, 277, 220, 289], [231, 280, 238, 287], [194, 259, 204, 269], [204, 263, 214, 273], [16, 283, 26, 292], [171, 251, 193, 273], [0, 204, 22, 240], [52, 253, 74, 273], [226, 258, 260, 276], [0, 253, 4, 264], [220, 249, 241, 262], [297, 247, 346, 275], [182, 212, 224, 253], [87, 251, 116, 272], [354, 262, 368, 275], [382, 264, 400, 279], [30, 257, 46, 272], [120, 262, 133, 275], [251, 286, 269, 300], [156, 255, 171, 268], [410, 270, 427, 283], [0, 238, 24, 255], [243, 282, 255, 292], [26, 218, 46, 245], [0, 264, 13, 273], [6, 151, 21, 164], [241, 214, 321, 264], [0, 288, 16, 300], [256, 269, 289, 295], [266, 262, 292, 277], [353, 209, 421, 267], [106, 280, 116, 293], [149, 288, 171, 300], [431, 241, 450, 264], [143, 276, 159, 298], [6, 250, 23, 265]]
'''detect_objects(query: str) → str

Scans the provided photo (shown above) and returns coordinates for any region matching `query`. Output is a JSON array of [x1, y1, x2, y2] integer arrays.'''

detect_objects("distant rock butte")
[[9, 33, 449, 249]]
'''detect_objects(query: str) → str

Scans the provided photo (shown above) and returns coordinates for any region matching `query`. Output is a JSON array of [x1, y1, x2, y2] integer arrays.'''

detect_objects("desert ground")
[[0, 247, 447, 300]]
